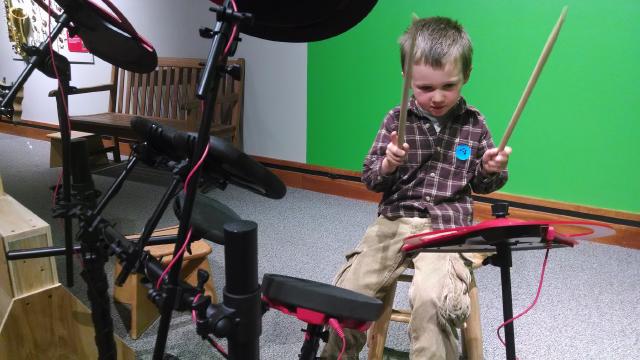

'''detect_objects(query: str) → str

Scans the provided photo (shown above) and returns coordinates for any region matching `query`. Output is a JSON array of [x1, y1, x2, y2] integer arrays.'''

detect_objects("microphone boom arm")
[[0, 13, 71, 122]]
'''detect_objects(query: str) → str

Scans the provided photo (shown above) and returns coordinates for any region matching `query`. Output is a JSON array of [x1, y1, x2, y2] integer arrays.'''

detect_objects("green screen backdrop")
[[308, 0, 640, 213]]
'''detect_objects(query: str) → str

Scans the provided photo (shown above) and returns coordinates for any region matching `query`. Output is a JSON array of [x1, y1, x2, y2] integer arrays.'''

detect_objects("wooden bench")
[[64, 57, 245, 162]]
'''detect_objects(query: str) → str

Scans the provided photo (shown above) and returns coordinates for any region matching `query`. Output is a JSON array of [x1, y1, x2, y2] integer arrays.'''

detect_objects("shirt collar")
[[409, 96, 467, 122]]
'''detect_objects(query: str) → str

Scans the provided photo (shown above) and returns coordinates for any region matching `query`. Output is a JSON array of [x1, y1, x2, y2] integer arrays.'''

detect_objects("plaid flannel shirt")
[[362, 97, 508, 230]]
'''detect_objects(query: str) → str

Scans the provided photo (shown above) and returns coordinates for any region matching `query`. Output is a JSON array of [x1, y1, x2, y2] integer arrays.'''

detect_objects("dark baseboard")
[[252, 156, 640, 250]]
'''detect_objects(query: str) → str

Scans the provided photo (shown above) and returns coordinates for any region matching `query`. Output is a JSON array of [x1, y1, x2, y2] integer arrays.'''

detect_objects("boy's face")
[[410, 61, 466, 117]]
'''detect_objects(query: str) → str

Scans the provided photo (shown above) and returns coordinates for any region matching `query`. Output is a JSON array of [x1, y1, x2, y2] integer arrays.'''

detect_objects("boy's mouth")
[[430, 106, 446, 114]]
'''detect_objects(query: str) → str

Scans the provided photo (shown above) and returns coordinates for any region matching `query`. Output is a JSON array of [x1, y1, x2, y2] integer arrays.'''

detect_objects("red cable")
[[224, 0, 238, 56], [155, 228, 193, 289], [156, 129, 210, 289], [47, 0, 87, 271], [48, 0, 72, 208], [209, 0, 238, 56], [496, 242, 552, 360], [52, 171, 62, 207], [47, 0, 71, 129], [149, 0, 226, 287], [206, 335, 229, 358], [97, 0, 154, 52], [183, 142, 210, 192], [191, 293, 202, 322], [191, 293, 229, 357], [175, 0, 237, 336], [328, 318, 346, 360]]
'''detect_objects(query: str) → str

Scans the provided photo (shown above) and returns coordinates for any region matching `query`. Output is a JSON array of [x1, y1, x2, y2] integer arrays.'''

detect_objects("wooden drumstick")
[[497, 6, 568, 152], [397, 30, 417, 147]]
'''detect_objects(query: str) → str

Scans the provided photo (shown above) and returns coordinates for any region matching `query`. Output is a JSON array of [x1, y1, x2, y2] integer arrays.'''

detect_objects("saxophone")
[[4, 0, 30, 58]]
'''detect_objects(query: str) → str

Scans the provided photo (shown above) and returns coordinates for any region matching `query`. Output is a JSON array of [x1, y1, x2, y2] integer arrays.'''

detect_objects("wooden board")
[[0, 284, 135, 359], [0, 226, 12, 324], [0, 193, 58, 322]]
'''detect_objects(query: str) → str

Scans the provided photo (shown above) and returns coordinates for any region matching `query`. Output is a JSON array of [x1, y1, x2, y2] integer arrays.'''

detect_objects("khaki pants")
[[320, 216, 472, 360]]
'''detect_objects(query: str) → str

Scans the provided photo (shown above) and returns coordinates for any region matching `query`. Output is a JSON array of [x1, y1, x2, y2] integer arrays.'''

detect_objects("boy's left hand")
[[481, 146, 512, 174]]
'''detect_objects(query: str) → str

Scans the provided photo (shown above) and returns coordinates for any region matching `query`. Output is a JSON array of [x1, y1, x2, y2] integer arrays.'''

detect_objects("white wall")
[[0, 0, 306, 162], [234, 37, 306, 162]]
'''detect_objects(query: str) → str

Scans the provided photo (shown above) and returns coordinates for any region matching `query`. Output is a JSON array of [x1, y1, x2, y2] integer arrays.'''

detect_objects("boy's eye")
[[417, 83, 457, 92]]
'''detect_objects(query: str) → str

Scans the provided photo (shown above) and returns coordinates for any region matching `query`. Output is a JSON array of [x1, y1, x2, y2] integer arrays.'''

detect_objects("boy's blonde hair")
[[399, 17, 473, 81]]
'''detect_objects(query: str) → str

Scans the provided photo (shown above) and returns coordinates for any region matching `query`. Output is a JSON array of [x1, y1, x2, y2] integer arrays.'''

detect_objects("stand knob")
[[199, 27, 214, 39], [196, 269, 210, 292], [491, 202, 510, 218]]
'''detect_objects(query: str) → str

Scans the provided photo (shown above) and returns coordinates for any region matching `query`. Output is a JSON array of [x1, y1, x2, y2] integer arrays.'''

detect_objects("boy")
[[321, 17, 511, 359]]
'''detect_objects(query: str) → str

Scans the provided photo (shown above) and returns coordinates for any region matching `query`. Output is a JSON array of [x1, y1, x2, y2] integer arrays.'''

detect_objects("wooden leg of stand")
[[113, 136, 121, 163], [113, 262, 160, 339], [462, 277, 483, 360], [367, 283, 397, 360], [130, 273, 159, 340], [113, 262, 135, 305]]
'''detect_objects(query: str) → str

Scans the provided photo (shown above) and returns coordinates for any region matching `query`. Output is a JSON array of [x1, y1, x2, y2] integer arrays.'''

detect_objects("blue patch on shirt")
[[455, 144, 471, 160]]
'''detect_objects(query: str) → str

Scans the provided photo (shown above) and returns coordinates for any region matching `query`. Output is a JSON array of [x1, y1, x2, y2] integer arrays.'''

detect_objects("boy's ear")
[[464, 66, 473, 84]]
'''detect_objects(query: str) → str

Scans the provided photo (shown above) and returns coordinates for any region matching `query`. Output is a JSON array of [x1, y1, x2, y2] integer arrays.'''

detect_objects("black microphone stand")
[[67, 148, 183, 360], [152, 2, 255, 358], [483, 204, 517, 360], [59, 144, 205, 360], [481, 203, 556, 360]]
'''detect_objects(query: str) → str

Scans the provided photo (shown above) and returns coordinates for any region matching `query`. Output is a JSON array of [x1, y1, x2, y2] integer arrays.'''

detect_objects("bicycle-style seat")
[[262, 274, 382, 326]]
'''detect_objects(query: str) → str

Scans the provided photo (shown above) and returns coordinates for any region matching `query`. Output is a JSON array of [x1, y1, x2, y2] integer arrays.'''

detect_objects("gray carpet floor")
[[1, 132, 639, 359]]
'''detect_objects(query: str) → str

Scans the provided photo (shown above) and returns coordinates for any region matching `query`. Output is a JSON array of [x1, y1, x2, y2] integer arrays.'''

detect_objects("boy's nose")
[[432, 91, 445, 103]]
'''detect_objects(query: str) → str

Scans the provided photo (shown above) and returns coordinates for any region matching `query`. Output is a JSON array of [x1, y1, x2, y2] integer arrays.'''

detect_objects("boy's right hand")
[[381, 131, 410, 175]]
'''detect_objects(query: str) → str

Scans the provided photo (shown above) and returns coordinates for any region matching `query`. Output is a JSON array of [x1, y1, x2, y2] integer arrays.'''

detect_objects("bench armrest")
[[48, 84, 115, 97]]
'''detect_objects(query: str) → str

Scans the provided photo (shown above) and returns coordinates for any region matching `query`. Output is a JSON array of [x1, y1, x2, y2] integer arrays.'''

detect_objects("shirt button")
[[430, 172, 435, 177], [426, 196, 431, 201]]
